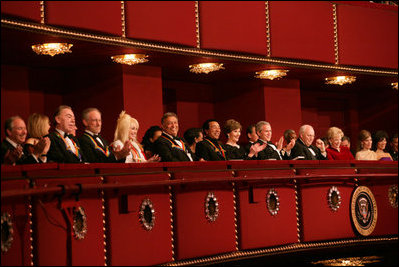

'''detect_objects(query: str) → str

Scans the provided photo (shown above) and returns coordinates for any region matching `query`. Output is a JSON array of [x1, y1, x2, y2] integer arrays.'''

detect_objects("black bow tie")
[[64, 133, 72, 138], [93, 134, 100, 139], [173, 136, 181, 141]]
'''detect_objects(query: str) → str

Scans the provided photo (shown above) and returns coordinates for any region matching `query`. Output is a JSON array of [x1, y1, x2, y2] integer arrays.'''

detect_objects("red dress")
[[326, 146, 355, 160]]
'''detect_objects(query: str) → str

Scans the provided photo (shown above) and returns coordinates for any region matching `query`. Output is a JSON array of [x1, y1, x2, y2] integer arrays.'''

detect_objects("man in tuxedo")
[[78, 108, 130, 163], [154, 112, 194, 162], [195, 119, 226, 161], [244, 124, 258, 155], [254, 121, 295, 160], [47, 105, 86, 163], [1, 116, 49, 164], [290, 124, 327, 160]]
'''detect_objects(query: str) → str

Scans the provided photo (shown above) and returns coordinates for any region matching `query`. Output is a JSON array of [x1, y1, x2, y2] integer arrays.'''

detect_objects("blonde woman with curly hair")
[[325, 126, 354, 160], [112, 111, 160, 163]]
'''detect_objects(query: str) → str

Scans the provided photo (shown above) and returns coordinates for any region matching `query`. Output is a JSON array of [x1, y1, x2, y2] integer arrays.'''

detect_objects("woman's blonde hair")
[[326, 126, 344, 144], [27, 113, 50, 138], [114, 111, 139, 143]]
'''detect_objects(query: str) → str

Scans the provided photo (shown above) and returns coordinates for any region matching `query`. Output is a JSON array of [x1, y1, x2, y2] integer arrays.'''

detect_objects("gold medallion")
[[1, 212, 14, 253], [388, 185, 398, 208], [328, 186, 341, 212], [266, 188, 280, 216], [139, 198, 155, 231], [350, 186, 378, 236], [72, 206, 88, 240], [205, 192, 219, 222]]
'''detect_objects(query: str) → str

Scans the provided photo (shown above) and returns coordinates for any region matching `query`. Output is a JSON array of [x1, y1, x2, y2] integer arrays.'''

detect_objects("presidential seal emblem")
[[328, 186, 341, 212], [266, 188, 280, 216], [388, 185, 398, 209], [1, 212, 14, 253], [72, 206, 88, 240], [351, 186, 377, 236], [205, 192, 219, 222], [139, 198, 155, 231]]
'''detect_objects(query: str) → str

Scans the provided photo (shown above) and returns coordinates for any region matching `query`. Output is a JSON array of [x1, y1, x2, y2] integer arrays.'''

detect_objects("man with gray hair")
[[254, 121, 295, 160], [78, 107, 130, 163], [47, 105, 85, 163], [289, 124, 327, 160]]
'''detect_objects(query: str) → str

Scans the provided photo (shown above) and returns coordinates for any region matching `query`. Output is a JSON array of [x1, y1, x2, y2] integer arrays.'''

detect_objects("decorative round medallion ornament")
[[350, 186, 378, 236], [328, 186, 341, 212], [205, 192, 219, 222], [1, 212, 14, 253], [139, 199, 155, 231], [72, 206, 88, 240], [388, 185, 398, 208], [266, 188, 280, 216]]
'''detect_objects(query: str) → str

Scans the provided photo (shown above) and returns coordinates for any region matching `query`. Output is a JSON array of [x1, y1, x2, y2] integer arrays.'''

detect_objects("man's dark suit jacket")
[[1, 139, 38, 164], [195, 137, 226, 161], [47, 131, 85, 163], [78, 132, 120, 163], [255, 140, 284, 160], [289, 138, 326, 160], [154, 133, 193, 162]]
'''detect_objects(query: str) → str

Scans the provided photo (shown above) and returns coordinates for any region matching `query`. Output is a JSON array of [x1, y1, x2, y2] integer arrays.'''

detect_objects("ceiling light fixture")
[[255, 69, 289, 80], [189, 63, 225, 74], [111, 54, 149, 65], [31, 43, 73, 56], [391, 82, 398, 90], [325, 75, 356, 85]]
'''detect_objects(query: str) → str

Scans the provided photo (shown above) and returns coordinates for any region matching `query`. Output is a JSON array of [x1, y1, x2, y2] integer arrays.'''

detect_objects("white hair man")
[[289, 124, 327, 160]]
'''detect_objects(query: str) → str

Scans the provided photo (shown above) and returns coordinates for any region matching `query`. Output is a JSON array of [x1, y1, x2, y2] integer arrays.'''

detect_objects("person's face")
[[362, 136, 372, 150], [341, 139, 350, 149], [7, 118, 27, 145], [56, 108, 76, 134], [289, 132, 297, 142], [129, 123, 138, 141], [301, 127, 315, 147], [228, 128, 241, 143], [206, 121, 221, 140], [258, 124, 272, 142], [392, 138, 398, 152], [377, 138, 387, 150], [83, 110, 102, 134], [195, 132, 204, 143], [150, 130, 162, 143], [248, 127, 258, 143], [329, 135, 342, 150], [163, 116, 179, 137]]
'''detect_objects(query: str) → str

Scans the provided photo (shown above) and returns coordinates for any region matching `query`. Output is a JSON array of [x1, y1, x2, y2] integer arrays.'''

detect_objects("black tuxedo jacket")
[[290, 139, 326, 160], [1, 139, 39, 164], [195, 137, 226, 161], [154, 133, 194, 162], [47, 132, 85, 163], [255, 140, 283, 160], [78, 133, 120, 163]]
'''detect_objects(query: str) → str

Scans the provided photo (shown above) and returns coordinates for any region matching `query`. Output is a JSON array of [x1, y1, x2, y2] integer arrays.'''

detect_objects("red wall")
[[122, 65, 164, 142], [2, 1, 396, 68]]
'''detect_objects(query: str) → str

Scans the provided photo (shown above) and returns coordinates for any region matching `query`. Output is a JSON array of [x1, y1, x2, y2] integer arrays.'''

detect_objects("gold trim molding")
[[162, 236, 398, 266], [265, 1, 271, 57], [195, 1, 200, 49], [40, 1, 45, 24], [1, 17, 397, 76], [333, 4, 339, 65], [121, 1, 126, 38]]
